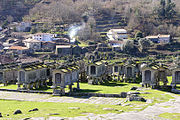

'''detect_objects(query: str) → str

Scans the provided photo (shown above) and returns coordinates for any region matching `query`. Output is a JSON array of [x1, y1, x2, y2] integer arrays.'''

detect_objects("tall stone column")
[[142, 71, 145, 85], [77, 80, 80, 89], [16, 82, 21, 90], [69, 84, 72, 92], [151, 71, 156, 89], [171, 71, 176, 88], [61, 86, 65, 95]]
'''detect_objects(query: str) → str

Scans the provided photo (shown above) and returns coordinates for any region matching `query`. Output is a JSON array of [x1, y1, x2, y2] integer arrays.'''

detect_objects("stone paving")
[[0, 91, 180, 120], [29, 93, 180, 120], [0, 91, 124, 105]]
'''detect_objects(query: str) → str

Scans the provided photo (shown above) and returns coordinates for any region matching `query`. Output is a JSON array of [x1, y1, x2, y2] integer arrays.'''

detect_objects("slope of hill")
[[0, 0, 41, 24]]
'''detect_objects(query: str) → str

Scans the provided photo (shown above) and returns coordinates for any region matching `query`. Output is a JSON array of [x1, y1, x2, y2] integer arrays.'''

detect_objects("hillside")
[[0, 0, 180, 38], [0, 0, 41, 24]]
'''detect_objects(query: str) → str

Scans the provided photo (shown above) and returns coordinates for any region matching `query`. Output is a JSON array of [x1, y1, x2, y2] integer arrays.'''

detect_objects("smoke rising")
[[68, 22, 86, 40]]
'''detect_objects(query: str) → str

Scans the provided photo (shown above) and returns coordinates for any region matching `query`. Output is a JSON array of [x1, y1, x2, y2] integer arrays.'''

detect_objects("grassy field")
[[0, 81, 175, 104], [159, 113, 180, 120], [0, 99, 148, 119], [0, 80, 177, 119], [0, 76, 179, 94]]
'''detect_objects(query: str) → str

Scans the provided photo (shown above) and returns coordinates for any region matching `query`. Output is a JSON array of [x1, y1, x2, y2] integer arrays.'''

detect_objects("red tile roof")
[[9, 46, 28, 50]]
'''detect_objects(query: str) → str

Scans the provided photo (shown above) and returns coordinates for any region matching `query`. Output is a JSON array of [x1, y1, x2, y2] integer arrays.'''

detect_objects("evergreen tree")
[[165, 0, 176, 19]]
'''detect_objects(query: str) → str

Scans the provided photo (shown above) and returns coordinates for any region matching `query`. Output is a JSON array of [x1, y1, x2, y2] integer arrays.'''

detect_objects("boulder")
[[120, 92, 127, 98], [13, 110, 22, 115], [0, 112, 2, 117], [130, 86, 138, 90], [29, 108, 38, 112], [128, 95, 146, 102]]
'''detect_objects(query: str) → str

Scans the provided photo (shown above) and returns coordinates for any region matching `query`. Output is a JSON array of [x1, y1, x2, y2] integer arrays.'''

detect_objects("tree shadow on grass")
[[34, 86, 52, 91], [155, 85, 180, 94], [100, 82, 128, 87], [78, 89, 101, 93]]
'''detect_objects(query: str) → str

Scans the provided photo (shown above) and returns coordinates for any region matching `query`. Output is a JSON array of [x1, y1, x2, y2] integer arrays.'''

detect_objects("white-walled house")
[[145, 34, 171, 43], [23, 39, 41, 50], [32, 33, 57, 41], [107, 29, 128, 41]]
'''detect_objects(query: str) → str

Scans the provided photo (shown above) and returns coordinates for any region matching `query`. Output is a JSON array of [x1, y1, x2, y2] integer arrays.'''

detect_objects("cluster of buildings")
[[0, 59, 81, 95], [0, 56, 180, 95], [0, 31, 83, 57], [106, 28, 171, 51], [86, 53, 180, 89]]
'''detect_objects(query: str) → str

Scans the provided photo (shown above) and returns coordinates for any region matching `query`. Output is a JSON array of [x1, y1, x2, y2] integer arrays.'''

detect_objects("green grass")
[[0, 81, 175, 102], [78, 41, 89, 47], [0, 99, 141, 119], [0, 84, 17, 90], [0, 81, 177, 119], [0, 85, 70, 92], [0, 80, 175, 104], [74, 82, 140, 94], [159, 113, 180, 120]]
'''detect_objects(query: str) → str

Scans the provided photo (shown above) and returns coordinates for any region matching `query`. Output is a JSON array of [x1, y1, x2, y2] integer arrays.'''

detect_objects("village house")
[[145, 34, 171, 43], [107, 29, 128, 41], [8, 46, 29, 54], [55, 45, 72, 56], [16, 22, 31, 32], [23, 39, 41, 50], [32, 33, 57, 42], [53, 38, 70, 45], [41, 41, 56, 51]]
